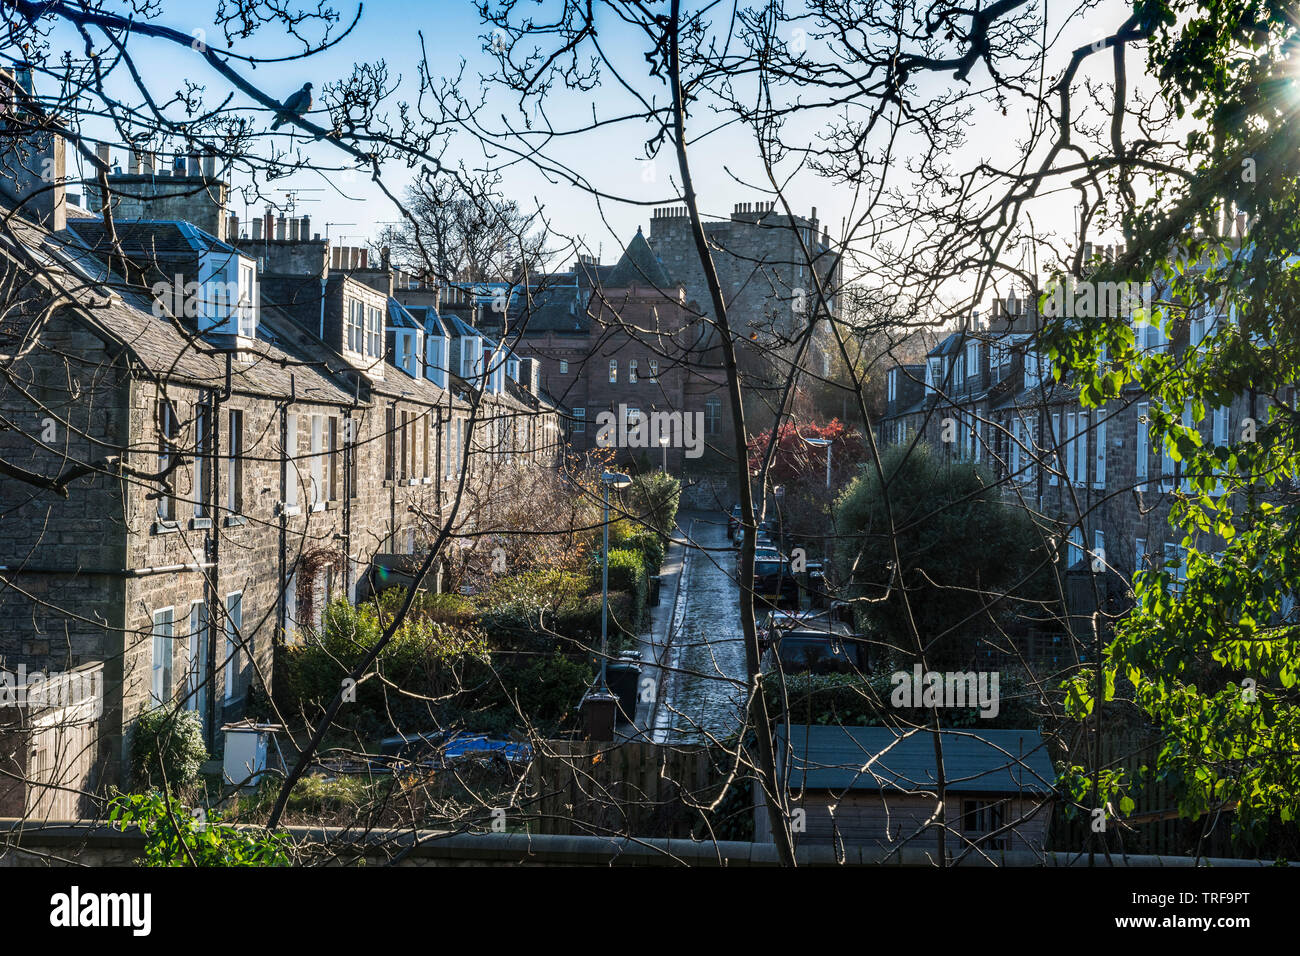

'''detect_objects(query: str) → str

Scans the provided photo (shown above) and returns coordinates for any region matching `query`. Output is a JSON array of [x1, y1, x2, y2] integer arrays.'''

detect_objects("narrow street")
[[650, 515, 749, 745]]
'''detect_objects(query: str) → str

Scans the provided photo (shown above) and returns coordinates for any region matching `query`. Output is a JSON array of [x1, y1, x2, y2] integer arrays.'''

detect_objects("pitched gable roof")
[[604, 226, 673, 289]]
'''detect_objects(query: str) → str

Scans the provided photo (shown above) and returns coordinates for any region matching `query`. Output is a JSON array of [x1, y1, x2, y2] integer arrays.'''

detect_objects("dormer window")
[[396, 329, 421, 377], [366, 305, 383, 357], [425, 332, 448, 388], [196, 250, 259, 341], [346, 299, 365, 353]]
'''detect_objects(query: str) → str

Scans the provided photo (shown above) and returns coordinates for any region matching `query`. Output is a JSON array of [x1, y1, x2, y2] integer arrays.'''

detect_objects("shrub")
[[109, 791, 292, 866], [624, 472, 681, 538], [451, 652, 594, 737], [598, 548, 649, 628], [555, 590, 636, 645], [622, 529, 665, 572], [129, 708, 207, 794], [279, 593, 489, 726], [472, 569, 588, 648], [834, 442, 1053, 669], [764, 670, 1041, 729]]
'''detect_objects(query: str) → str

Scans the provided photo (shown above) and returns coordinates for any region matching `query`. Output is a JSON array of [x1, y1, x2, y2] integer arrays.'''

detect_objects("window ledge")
[[282, 505, 301, 517], [190, 517, 213, 530], [311, 503, 326, 513], [151, 520, 180, 535], [223, 515, 247, 527]]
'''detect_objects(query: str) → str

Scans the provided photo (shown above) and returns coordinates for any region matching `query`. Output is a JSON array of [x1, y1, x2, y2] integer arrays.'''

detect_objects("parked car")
[[737, 544, 783, 574], [757, 608, 852, 650], [753, 557, 800, 610], [727, 504, 743, 538], [761, 629, 867, 675]]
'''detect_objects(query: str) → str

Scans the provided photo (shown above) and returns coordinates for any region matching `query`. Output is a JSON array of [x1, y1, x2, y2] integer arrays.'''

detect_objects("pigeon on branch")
[[270, 83, 313, 130]]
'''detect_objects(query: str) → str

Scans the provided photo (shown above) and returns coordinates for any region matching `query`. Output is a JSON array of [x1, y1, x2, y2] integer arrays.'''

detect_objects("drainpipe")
[[277, 377, 294, 652], [205, 384, 222, 748]]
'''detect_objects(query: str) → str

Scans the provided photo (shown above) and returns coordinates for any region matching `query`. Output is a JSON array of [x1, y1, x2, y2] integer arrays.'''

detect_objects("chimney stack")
[[0, 64, 67, 231]]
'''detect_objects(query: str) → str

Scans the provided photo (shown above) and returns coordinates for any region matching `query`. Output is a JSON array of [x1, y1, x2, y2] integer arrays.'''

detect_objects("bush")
[[129, 708, 208, 794], [624, 472, 681, 537], [554, 590, 637, 646], [834, 442, 1053, 669], [622, 529, 665, 572], [764, 670, 1041, 729], [599, 548, 649, 628], [279, 593, 490, 727], [109, 791, 292, 866], [472, 569, 588, 648], [451, 653, 594, 737]]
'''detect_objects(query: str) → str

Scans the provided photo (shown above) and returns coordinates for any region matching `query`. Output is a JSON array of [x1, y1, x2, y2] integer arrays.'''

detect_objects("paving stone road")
[[653, 516, 750, 744]]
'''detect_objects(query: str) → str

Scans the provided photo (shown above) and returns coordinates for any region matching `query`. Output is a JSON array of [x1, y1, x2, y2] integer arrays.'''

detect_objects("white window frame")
[[310, 414, 324, 510], [151, 607, 174, 706], [1135, 402, 1149, 491], [285, 413, 300, 510], [186, 601, 208, 718], [224, 591, 243, 703], [1067, 527, 1084, 570], [1049, 413, 1060, 486], [1093, 413, 1106, 489]]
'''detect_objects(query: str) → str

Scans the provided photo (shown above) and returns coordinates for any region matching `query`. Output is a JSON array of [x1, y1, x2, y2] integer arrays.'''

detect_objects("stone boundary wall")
[[0, 820, 1281, 867]]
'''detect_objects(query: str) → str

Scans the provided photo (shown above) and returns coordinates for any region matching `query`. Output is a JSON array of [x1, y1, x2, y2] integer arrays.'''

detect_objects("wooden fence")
[[526, 740, 741, 839], [1049, 728, 1238, 857]]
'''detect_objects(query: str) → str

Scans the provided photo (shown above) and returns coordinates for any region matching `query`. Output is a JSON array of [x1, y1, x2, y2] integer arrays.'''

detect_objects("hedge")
[[129, 708, 208, 794]]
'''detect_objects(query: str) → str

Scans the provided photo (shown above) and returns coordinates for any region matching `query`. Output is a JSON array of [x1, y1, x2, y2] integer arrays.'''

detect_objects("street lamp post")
[[659, 434, 670, 473], [804, 437, 833, 489], [584, 469, 632, 741], [599, 470, 632, 691]]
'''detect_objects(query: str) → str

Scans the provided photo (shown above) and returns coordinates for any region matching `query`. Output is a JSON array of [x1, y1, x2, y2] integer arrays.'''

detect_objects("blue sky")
[[37, 0, 1132, 288]]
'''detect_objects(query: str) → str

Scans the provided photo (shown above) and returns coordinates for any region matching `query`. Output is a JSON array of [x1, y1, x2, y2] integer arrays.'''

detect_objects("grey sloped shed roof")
[[777, 725, 1056, 795]]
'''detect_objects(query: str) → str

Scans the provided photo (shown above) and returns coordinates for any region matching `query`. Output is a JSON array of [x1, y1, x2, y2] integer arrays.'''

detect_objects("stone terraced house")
[[0, 135, 564, 806], [874, 260, 1265, 661]]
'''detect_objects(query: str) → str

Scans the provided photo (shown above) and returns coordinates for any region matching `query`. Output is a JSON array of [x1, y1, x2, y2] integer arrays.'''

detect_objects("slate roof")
[[927, 331, 964, 358], [67, 218, 238, 259], [386, 297, 421, 330], [603, 227, 673, 289], [776, 725, 1056, 795], [0, 206, 353, 405]]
